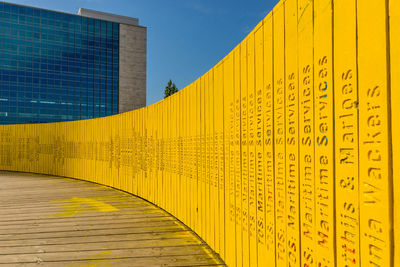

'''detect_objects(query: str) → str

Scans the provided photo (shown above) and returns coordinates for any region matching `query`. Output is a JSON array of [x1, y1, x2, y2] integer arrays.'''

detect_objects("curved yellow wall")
[[0, 0, 398, 266]]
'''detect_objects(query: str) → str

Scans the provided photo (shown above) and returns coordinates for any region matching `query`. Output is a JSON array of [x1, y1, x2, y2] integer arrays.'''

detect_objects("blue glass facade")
[[0, 2, 119, 124]]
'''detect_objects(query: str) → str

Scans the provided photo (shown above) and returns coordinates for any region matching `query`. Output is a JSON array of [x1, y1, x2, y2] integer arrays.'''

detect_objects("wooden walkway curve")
[[0, 171, 225, 267]]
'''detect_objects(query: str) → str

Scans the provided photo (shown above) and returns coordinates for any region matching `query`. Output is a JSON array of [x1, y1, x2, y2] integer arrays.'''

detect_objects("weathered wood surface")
[[0, 171, 225, 266]]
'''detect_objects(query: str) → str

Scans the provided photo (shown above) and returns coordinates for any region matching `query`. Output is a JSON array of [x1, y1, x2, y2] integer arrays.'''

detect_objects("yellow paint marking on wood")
[[51, 197, 119, 217]]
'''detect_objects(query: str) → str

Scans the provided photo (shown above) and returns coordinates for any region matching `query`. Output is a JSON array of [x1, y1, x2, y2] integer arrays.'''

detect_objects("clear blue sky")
[[7, 0, 279, 106]]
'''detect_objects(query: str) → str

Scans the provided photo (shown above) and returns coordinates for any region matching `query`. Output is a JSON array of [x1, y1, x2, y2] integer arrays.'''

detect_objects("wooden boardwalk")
[[0, 171, 225, 267]]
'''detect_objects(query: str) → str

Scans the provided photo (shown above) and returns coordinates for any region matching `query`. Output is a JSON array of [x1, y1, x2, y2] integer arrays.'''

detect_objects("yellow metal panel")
[[357, 1, 392, 266], [185, 87, 192, 227], [297, 0, 315, 266], [246, 29, 258, 267], [132, 110, 138, 196], [213, 61, 225, 257], [263, 12, 275, 266], [180, 90, 186, 225], [314, 0, 335, 265], [223, 53, 235, 267], [194, 79, 201, 234], [389, 1, 399, 265], [333, 1, 360, 266], [205, 71, 215, 249], [254, 20, 266, 267], [143, 107, 149, 201], [273, 2, 286, 266], [200, 76, 206, 240], [189, 84, 196, 231], [172, 94, 179, 219], [233, 47, 243, 267], [215, 64, 225, 256], [240, 40, 250, 267], [284, 0, 300, 265]]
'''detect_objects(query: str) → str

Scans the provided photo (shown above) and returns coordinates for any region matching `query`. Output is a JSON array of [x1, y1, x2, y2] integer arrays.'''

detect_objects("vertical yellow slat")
[[146, 108, 149, 200], [129, 111, 134, 196], [115, 115, 120, 189], [189, 84, 196, 230], [185, 87, 191, 227], [180, 91, 186, 224], [215, 62, 225, 257], [172, 95, 178, 218], [273, 2, 286, 266], [254, 20, 266, 267], [194, 79, 200, 234], [138, 110, 142, 197], [223, 53, 235, 267], [240, 40, 250, 267], [389, 1, 399, 265], [358, 1, 392, 266], [334, 0, 360, 266], [297, 0, 315, 265], [314, 0, 335, 265], [180, 90, 185, 225], [143, 108, 148, 200], [136, 110, 141, 197], [261, 13, 275, 266], [206, 71, 214, 249], [132, 111, 137, 196], [200, 76, 206, 240], [234, 47, 243, 267], [153, 103, 158, 205], [149, 106, 153, 203], [263, 13, 275, 266], [247, 28, 258, 267], [211, 69, 218, 250], [284, 0, 300, 265], [145, 107, 149, 199], [127, 112, 133, 194], [142, 110, 146, 196], [122, 113, 126, 193], [160, 100, 166, 208]]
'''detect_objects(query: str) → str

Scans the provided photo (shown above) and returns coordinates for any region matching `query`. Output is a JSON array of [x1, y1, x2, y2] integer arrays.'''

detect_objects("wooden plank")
[[0, 172, 224, 266]]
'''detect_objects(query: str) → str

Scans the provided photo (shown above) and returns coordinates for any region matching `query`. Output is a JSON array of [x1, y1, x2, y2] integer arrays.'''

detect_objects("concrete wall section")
[[119, 24, 147, 113]]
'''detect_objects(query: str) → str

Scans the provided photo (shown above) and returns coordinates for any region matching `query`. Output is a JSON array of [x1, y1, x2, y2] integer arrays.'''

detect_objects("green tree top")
[[164, 79, 178, 98]]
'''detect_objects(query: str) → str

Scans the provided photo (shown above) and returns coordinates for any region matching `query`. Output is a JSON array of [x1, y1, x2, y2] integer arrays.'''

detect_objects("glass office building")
[[0, 2, 146, 124]]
